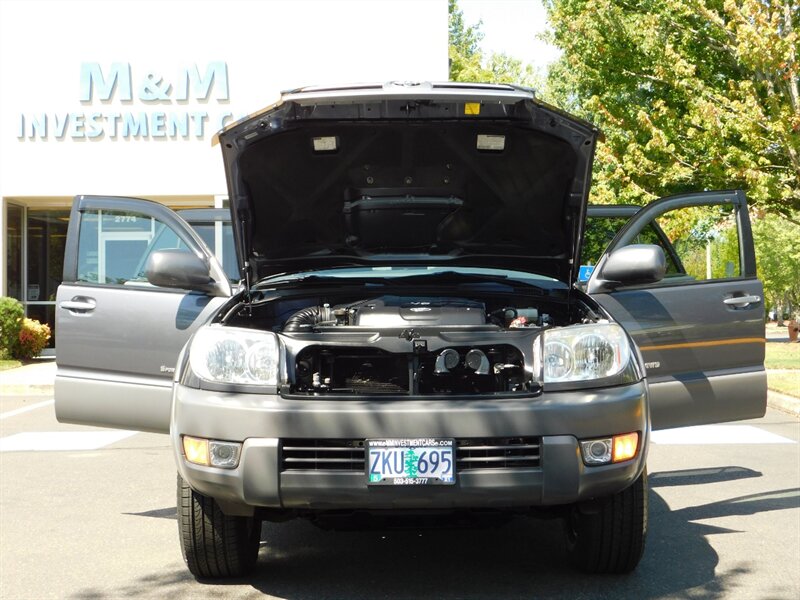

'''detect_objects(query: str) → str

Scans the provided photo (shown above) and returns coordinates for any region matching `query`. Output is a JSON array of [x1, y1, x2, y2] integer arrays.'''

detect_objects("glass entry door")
[[25, 209, 71, 352]]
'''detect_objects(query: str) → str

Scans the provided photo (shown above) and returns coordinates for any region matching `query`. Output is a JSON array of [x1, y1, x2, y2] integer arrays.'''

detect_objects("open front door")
[[587, 190, 767, 430], [55, 196, 231, 433]]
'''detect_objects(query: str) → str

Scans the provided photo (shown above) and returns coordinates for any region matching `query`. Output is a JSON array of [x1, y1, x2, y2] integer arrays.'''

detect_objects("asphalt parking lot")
[[1, 394, 798, 599]]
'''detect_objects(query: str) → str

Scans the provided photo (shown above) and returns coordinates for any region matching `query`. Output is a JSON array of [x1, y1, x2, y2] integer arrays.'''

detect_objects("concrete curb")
[[767, 390, 800, 417]]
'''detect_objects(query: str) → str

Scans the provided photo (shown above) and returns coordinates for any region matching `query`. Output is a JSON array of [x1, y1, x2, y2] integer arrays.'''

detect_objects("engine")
[[278, 295, 555, 397], [347, 296, 487, 328], [282, 295, 552, 332]]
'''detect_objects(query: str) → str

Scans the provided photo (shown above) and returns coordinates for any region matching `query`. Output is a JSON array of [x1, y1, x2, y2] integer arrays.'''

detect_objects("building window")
[[5, 204, 24, 301]]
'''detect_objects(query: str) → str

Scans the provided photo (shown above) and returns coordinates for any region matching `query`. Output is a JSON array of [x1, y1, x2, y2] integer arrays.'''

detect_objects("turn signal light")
[[612, 432, 639, 463], [182, 435, 242, 469], [183, 436, 209, 466]]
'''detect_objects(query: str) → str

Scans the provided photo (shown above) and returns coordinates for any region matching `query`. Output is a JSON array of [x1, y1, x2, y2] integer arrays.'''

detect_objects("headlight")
[[189, 325, 279, 385], [539, 323, 631, 383]]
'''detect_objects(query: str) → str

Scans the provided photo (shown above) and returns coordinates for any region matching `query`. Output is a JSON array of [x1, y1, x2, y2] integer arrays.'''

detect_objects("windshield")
[[257, 266, 567, 289]]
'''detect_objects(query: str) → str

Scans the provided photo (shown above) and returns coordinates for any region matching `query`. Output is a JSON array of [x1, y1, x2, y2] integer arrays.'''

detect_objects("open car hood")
[[216, 82, 599, 284]]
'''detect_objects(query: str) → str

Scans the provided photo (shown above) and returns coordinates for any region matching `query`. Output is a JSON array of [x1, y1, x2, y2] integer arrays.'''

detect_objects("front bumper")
[[171, 383, 649, 515]]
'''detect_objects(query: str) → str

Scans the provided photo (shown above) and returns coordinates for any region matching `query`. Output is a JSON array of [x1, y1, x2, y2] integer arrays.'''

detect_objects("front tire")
[[177, 474, 261, 578], [566, 468, 648, 574]]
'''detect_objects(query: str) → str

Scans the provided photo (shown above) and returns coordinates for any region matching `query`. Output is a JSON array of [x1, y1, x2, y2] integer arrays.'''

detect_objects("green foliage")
[[449, 0, 545, 90], [0, 297, 24, 360], [0, 297, 51, 360], [752, 210, 800, 311], [543, 0, 800, 217], [17, 318, 51, 360], [581, 217, 630, 265], [449, 0, 484, 77]]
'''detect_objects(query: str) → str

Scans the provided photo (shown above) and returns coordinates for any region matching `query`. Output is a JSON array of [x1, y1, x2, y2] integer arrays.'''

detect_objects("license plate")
[[366, 438, 455, 485]]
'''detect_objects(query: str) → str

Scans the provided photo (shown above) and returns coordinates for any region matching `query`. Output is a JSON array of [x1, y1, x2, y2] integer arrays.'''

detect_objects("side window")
[[221, 223, 238, 282], [581, 217, 629, 267], [582, 216, 681, 274], [626, 222, 682, 276], [187, 222, 239, 283], [625, 204, 741, 282], [77, 209, 191, 285]]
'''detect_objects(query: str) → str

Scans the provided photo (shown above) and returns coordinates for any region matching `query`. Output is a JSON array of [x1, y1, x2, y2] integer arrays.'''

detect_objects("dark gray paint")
[[144, 249, 222, 294], [171, 382, 648, 443], [54, 177, 764, 523], [170, 380, 648, 512], [55, 372, 173, 433], [592, 244, 666, 291], [55, 197, 231, 433], [588, 190, 766, 430], [176, 434, 644, 514]]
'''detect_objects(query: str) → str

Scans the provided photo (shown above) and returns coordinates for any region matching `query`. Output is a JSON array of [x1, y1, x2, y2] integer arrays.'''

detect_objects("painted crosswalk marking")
[[0, 399, 55, 420], [0, 430, 137, 452], [651, 425, 796, 445]]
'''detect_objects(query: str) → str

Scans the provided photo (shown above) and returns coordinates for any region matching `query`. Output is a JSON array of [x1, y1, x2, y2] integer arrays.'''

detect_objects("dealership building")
[[0, 0, 448, 351]]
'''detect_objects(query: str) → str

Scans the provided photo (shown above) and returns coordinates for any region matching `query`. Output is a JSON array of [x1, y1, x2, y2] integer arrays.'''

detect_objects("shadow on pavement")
[[79, 466, 797, 599], [123, 507, 177, 520], [649, 465, 762, 487]]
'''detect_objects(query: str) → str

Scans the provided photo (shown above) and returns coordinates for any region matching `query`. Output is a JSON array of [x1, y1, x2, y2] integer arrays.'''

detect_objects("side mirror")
[[145, 249, 218, 294], [588, 244, 666, 293]]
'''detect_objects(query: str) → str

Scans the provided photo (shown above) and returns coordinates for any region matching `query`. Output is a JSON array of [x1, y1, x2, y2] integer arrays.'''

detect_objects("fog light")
[[209, 440, 242, 469], [183, 436, 209, 466], [580, 438, 612, 465], [612, 432, 639, 463]]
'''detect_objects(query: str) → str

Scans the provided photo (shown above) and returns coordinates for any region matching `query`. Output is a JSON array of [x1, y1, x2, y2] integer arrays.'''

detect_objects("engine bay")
[[225, 288, 600, 397], [281, 295, 555, 331]]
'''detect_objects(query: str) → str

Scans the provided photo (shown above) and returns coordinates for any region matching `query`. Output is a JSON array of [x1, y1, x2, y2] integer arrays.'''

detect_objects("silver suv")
[[55, 82, 767, 578]]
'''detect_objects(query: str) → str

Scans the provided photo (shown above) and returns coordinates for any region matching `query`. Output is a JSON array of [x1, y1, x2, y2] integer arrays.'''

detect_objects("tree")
[[543, 0, 800, 220], [449, 0, 485, 82], [449, 0, 544, 90], [752, 210, 800, 319]]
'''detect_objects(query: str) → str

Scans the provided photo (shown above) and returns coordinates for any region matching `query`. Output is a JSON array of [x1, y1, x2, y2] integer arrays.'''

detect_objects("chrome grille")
[[280, 437, 541, 472]]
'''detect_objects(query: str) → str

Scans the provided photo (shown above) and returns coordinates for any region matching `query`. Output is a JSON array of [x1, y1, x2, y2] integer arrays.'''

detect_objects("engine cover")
[[349, 296, 486, 328]]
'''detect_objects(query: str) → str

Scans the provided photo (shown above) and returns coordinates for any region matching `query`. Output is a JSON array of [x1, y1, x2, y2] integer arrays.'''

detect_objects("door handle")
[[723, 295, 761, 307], [59, 298, 96, 312]]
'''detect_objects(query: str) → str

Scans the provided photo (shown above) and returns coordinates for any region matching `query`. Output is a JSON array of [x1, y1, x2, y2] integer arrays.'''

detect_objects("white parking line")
[[0, 430, 137, 452], [0, 399, 54, 420], [651, 424, 796, 445]]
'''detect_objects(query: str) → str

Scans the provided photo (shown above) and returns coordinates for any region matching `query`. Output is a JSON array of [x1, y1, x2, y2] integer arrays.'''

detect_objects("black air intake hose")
[[283, 305, 333, 332]]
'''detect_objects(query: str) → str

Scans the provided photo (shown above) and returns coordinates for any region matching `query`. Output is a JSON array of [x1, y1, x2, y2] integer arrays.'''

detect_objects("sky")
[[458, 0, 561, 73]]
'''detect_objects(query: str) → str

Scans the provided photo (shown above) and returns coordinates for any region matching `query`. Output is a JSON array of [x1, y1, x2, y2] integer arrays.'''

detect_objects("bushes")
[[18, 318, 51, 359], [0, 297, 51, 359], [0, 297, 24, 359]]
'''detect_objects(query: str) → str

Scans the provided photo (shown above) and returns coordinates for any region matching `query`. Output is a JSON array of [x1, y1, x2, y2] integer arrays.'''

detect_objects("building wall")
[[0, 0, 449, 347], [0, 0, 448, 198]]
